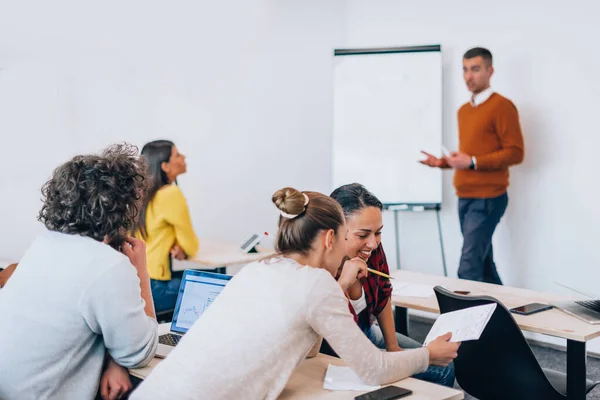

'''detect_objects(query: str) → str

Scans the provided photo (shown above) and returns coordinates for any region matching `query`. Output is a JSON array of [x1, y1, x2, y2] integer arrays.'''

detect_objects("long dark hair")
[[330, 183, 383, 217], [134, 140, 175, 239]]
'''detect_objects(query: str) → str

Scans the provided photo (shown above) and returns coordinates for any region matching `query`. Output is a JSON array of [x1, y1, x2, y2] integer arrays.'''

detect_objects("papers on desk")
[[423, 303, 497, 346], [392, 282, 434, 298], [323, 364, 381, 391]]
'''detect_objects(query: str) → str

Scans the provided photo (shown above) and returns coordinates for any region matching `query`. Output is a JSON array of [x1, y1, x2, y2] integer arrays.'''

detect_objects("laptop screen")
[[170, 270, 233, 334]]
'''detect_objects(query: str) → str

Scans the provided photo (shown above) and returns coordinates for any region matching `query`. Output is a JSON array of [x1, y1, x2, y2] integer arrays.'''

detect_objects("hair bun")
[[272, 187, 307, 217]]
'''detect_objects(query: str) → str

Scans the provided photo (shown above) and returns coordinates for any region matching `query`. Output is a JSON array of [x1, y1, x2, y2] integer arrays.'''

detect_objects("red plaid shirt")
[[348, 244, 393, 331]]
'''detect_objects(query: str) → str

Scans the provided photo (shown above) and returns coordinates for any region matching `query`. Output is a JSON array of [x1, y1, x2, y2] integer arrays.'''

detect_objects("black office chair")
[[433, 286, 599, 400]]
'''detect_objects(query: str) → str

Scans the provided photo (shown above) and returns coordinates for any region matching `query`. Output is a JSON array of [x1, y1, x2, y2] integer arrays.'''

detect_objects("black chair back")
[[433, 286, 565, 400]]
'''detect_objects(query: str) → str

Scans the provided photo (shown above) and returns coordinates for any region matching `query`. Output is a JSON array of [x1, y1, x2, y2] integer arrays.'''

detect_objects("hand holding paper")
[[426, 332, 460, 367], [424, 303, 497, 346]]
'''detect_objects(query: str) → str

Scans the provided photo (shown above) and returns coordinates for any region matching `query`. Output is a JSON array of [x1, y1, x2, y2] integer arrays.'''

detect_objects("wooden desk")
[[131, 326, 463, 400], [391, 270, 600, 400], [173, 239, 275, 273], [279, 354, 463, 400]]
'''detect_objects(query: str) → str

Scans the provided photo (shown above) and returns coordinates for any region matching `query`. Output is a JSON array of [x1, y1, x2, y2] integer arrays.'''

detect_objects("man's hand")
[[419, 151, 445, 168], [170, 244, 187, 260], [447, 152, 472, 170], [99, 357, 132, 400], [121, 236, 147, 272]]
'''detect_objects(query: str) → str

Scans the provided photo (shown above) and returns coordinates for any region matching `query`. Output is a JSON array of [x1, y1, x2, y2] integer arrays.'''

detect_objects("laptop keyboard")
[[159, 333, 183, 347], [576, 300, 600, 313]]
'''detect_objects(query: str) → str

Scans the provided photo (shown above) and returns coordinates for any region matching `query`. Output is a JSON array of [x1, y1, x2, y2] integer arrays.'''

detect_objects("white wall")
[[0, 0, 345, 260], [3, 0, 600, 350], [344, 0, 600, 350]]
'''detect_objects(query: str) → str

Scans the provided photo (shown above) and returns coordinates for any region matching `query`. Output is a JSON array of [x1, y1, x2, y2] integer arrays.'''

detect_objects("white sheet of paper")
[[423, 303, 497, 346], [441, 145, 451, 157], [392, 283, 434, 298], [323, 364, 381, 391]]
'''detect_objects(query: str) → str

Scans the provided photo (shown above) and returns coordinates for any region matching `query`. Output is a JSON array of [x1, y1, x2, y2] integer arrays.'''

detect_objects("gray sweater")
[[0, 231, 158, 400]]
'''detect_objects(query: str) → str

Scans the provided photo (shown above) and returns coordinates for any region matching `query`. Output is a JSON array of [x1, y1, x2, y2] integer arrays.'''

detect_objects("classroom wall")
[[3, 0, 600, 350], [0, 0, 345, 260], [343, 0, 600, 350]]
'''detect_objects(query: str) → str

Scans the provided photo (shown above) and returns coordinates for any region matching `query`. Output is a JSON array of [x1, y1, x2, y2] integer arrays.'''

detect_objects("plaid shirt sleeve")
[[364, 244, 393, 317]]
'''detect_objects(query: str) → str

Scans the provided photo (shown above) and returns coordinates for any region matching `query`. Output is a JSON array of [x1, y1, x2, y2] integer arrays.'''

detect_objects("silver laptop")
[[553, 282, 600, 324], [156, 269, 232, 358]]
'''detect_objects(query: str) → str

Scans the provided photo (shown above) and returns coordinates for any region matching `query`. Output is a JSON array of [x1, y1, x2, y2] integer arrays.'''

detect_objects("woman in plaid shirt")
[[331, 183, 456, 388]]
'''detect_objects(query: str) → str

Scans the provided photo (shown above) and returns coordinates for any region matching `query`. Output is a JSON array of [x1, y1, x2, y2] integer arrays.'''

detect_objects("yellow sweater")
[[137, 185, 199, 281]]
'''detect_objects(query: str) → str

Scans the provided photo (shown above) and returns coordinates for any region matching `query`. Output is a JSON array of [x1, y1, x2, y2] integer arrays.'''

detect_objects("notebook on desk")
[[553, 282, 600, 324], [156, 270, 232, 358]]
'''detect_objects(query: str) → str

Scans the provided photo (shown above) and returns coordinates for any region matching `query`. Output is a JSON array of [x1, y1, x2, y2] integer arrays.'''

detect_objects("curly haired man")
[[0, 144, 158, 400]]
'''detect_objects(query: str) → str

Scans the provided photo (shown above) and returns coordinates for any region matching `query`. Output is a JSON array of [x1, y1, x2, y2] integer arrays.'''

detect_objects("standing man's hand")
[[447, 152, 472, 170], [419, 151, 445, 168]]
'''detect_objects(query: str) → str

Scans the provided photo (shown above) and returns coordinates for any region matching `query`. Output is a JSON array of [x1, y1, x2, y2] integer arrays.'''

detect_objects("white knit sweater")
[[132, 257, 429, 400]]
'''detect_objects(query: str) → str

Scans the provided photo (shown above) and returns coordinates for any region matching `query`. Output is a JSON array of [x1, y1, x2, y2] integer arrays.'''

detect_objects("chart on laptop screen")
[[176, 278, 227, 330]]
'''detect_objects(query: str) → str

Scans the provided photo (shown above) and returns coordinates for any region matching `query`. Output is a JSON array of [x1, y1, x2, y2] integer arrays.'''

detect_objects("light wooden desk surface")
[[173, 239, 275, 271], [278, 354, 463, 400], [392, 270, 600, 342], [132, 325, 463, 400]]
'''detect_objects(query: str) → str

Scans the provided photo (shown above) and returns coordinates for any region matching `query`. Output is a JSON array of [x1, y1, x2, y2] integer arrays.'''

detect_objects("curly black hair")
[[38, 143, 150, 245]]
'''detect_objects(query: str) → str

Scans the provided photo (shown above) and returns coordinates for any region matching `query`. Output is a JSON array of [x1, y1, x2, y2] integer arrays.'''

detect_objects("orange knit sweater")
[[453, 92, 524, 198]]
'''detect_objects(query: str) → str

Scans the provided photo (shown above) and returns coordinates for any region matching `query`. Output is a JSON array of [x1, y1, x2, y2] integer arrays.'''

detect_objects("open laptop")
[[156, 269, 232, 358], [553, 282, 600, 324]]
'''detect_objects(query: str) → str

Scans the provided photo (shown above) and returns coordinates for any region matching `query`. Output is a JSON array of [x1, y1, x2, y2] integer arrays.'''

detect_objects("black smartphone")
[[510, 303, 553, 315], [355, 385, 413, 400]]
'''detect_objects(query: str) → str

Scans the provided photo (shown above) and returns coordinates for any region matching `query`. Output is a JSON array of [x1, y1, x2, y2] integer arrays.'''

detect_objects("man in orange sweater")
[[421, 47, 524, 284]]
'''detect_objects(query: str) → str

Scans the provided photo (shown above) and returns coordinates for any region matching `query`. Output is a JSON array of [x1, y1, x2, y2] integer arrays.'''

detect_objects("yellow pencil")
[[368, 268, 393, 279]]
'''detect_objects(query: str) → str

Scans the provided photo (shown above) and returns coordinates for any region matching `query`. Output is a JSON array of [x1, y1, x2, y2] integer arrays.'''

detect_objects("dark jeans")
[[458, 193, 508, 284], [150, 277, 182, 314]]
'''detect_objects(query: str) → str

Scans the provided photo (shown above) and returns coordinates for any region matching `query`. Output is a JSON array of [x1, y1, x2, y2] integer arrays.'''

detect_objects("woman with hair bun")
[[132, 187, 459, 400]]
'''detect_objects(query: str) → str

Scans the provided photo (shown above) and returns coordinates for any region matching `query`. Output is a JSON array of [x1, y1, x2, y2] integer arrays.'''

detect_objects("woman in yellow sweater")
[[134, 140, 199, 313]]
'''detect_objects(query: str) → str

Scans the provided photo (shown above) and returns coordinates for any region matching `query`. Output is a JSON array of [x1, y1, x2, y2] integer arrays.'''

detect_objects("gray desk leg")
[[435, 209, 448, 277], [567, 339, 586, 400], [394, 209, 401, 270], [394, 306, 409, 336]]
